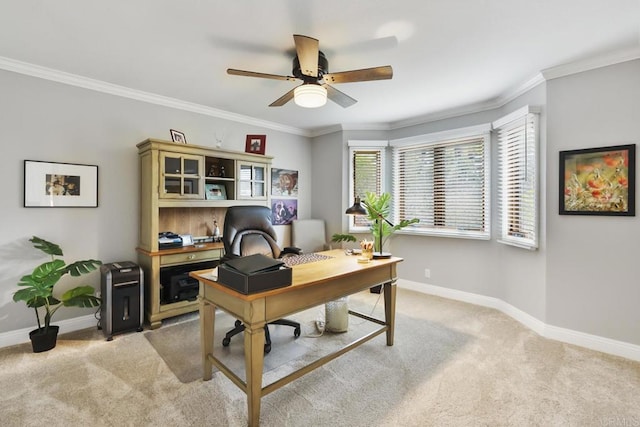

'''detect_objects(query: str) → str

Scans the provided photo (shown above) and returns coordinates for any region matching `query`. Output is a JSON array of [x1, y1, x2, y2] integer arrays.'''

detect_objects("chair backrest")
[[222, 206, 282, 259], [291, 219, 328, 253]]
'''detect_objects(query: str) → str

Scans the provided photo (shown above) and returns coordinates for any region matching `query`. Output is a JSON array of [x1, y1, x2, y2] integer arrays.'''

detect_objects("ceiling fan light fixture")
[[294, 84, 327, 108]]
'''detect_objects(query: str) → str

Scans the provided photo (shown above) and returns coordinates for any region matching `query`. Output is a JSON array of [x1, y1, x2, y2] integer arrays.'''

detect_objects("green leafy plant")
[[332, 192, 419, 252], [13, 236, 102, 333]]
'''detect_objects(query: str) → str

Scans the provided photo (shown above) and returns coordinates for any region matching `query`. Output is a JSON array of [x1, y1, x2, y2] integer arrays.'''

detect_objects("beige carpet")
[[1, 288, 639, 426], [143, 307, 365, 384]]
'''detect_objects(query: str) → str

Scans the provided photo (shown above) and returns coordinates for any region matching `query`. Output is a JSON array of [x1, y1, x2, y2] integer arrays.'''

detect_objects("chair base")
[[222, 319, 301, 354]]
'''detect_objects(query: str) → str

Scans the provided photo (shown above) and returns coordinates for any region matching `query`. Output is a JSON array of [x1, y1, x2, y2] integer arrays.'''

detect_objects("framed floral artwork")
[[559, 144, 635, 216]]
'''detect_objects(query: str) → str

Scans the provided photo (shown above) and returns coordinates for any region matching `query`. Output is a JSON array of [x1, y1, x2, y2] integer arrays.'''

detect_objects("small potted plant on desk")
[[332, 192, 419, 292], [13, 236, 102, 353]]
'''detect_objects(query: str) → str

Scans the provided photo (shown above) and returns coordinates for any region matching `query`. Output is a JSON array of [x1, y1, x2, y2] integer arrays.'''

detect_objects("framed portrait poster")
[[24, 160, 98, 207], [245, 134, 266, 155], [559, 144, 635, 216], [271, 168, 298, 197], [271, 199, 297, 225]]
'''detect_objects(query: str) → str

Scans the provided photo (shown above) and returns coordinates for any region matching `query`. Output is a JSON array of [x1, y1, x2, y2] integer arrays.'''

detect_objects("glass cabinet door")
[[238, 162, 267, 200], [160, 152, 203, 199]]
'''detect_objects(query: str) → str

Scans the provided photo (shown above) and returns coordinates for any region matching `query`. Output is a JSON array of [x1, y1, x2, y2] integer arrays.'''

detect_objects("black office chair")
[[220, 205, 301, 353]]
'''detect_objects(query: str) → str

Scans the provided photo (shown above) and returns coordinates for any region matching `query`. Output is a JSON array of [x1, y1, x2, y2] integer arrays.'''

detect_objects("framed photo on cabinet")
[[205, 183, 227, 200], [245, 135, 266, 155], [170, 129, 187, 144]]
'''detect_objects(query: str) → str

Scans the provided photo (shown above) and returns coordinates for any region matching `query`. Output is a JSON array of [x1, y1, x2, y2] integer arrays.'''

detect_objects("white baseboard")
[[398, 280, 640, 362], [0, 314, 99, 349], [4, 284, 639, 362]]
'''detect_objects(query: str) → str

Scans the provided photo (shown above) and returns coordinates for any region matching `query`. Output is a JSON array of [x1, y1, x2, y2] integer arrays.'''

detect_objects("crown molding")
[[307, 122, 392, 138], [541, 45, 640, 81], [388, 73, 546, 130], [389, 99, 499, 130], [0, 56, 310, 137], [494, 73, 546, 107], [2, 44, 637, 139], [307, 124, 344, 137]]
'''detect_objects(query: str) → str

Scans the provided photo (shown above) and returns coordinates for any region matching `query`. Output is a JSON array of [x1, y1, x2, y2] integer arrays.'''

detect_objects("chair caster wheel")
[[294, 327, 301, 338], [234, 320, 242, 327], [264, 344, 271, 354], [222, 337, 230, 347]]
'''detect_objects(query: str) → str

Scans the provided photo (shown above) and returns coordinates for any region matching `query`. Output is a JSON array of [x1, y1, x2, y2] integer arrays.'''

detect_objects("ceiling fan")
[[227, 34, 393, 108]]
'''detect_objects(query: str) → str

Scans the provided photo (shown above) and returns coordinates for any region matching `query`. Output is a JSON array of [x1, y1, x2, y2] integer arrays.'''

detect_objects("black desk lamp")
[[345, 196, 392, 258], [345, 196, 367, 215]]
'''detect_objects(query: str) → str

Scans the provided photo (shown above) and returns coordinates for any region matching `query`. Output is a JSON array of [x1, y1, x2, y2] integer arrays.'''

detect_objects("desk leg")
[[200, 298, 215, 381], [244, 324, 265, 427], [384, 281, 396, 346]]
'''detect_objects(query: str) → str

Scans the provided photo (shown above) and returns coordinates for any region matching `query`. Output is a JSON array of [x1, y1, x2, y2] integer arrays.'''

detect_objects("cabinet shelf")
[[205, 176, 234, 181]]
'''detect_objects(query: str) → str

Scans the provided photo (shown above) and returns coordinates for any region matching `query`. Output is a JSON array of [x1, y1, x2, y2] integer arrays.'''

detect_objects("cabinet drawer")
[[160, 249, 222, 266]]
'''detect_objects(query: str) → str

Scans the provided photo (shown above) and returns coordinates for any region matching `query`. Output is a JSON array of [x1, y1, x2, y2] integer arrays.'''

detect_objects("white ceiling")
[[1, 1, 639, 136]]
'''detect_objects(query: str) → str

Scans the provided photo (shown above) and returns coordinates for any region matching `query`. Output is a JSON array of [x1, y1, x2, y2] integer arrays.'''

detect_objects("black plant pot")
[[29, 325, 59, 353]]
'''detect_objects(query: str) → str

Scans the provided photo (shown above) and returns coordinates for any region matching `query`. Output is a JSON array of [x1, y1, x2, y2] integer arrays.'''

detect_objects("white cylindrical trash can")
[[325, 296, 348, 333]]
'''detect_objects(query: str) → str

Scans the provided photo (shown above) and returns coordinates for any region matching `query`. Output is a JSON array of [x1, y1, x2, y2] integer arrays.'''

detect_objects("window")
[[348, 141, 386, 232], [494, 106, 540, 249], [391, 125, 491, 239]]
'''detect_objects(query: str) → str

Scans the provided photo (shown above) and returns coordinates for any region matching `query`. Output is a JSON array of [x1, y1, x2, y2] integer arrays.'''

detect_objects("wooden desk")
[[191, 249, 402, 426]]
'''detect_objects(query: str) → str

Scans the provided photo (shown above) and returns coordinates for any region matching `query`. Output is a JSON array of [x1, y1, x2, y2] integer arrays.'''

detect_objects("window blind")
[[351, 148, 383, 229], [393, 135, 490, 239], [496, 111, 538, 249]]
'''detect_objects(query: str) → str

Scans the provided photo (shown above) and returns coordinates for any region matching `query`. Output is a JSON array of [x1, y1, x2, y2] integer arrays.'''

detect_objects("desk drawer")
[[161, 249, 222, 266]]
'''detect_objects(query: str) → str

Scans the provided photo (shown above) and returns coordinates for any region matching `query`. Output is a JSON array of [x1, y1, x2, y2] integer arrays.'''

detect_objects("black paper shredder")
[[100, 261, 144, 341]]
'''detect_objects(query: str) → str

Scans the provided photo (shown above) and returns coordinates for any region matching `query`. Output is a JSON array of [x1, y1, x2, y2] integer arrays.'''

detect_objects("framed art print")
[[245, 135, 266, 155], [24, 160, 98, 207], [271, 168, 298, 197], [271, 199, 297, 225], [559, 144, 635, 216]]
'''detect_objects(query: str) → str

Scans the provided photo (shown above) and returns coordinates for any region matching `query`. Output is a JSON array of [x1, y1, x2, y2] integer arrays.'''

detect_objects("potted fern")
[[13, 236, 102, 352]]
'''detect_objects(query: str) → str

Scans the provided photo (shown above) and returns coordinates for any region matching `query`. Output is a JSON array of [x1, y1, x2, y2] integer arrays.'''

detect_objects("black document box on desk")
[[217, 254, 292, 295]]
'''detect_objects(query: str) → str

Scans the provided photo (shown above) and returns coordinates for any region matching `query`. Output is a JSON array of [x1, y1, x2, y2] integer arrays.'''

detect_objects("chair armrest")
[[281, 246, 302, 256]]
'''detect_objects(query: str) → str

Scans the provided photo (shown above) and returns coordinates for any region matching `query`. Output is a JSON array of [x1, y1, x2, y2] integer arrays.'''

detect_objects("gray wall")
[[546, 60, 640, 343], [329, 84, 549, 322], [0, 69, 310, 334], [313, 59, 639, 347], [2, 58, 638, 349]]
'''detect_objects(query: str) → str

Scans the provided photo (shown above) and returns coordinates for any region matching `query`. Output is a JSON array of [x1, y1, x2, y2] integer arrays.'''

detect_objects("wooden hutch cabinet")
[[136, 138, 272, 328]]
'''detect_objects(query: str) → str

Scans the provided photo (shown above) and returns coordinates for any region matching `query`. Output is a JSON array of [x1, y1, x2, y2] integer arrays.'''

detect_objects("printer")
[[158, 232, 182, 249]]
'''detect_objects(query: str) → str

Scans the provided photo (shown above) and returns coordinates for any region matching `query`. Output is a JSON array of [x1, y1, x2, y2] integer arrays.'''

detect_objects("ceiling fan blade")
[[323, 84, 357, 108], [323, 65, 393, 84], [269, 87, 296, 107], [293, 34, 319, 78], [227, 68, 296, 81]]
